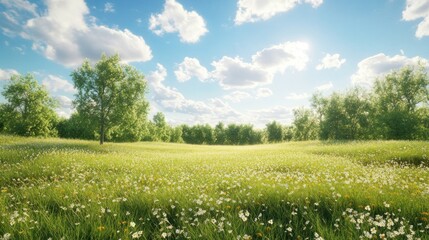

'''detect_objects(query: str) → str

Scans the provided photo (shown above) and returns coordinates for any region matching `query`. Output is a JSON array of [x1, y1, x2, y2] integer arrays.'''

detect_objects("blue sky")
[[1, 0, 429, 127]]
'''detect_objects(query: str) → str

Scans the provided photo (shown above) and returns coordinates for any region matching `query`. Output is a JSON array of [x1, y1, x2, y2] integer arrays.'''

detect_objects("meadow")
[[0, 135, 428, 239]]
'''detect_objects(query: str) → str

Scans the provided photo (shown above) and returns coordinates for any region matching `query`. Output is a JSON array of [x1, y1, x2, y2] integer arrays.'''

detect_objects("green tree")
[[214, 122, 226, 145], [72, 54, 149, 144], [153, 112, 170, 142], [57, 113, 96, 140], [238, 124, 263, 145], [265, 121, 283, 143], [225, 124, 241, 145], [169, 126, 183, 143], [1, 74, 58, 137], [373, 65, 429, 139], [292, 108, 319, 141]]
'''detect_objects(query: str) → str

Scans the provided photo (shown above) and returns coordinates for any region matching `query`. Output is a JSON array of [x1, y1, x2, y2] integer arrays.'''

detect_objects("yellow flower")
[[97, 226, 105, 231]]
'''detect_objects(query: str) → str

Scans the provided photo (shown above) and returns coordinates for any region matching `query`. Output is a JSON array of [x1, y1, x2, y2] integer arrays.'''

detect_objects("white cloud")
[[104, 2, 114, 13], [351, 53, 429, 86], [256, 88, 273, 98], [55, 95, 74, 118], [0, 0, 38, 16], [174, 57, 210, 82], [316, 53, 346, 70], [5, 0, 152, 67], [223, 91, 251, 102], [56, 95, 72, 108], [211, 56, 272, 89], [285, 92, 310, 100], [147, 64, 244, 125], [402, 0, 429, 38], [211, 41, 309, 89], [252, 41, 309, 73], [147, 63, 212, 115], [315, 82, 333, 91], [149, 0, 208, 43], [235, 0, 323, 25], [0, 68, 19, 80], [42, 75, 76, 93]]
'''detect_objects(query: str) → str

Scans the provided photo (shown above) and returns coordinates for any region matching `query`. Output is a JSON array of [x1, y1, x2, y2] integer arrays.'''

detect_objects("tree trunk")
[[100, 115, 105, 145]]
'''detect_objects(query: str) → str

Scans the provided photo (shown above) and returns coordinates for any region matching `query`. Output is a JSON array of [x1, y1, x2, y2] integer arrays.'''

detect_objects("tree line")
[[0, 55, 428, 144]]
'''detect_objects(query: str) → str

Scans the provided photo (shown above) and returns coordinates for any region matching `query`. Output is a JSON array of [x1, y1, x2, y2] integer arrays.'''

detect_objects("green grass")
[[0, 135, 428, 239]]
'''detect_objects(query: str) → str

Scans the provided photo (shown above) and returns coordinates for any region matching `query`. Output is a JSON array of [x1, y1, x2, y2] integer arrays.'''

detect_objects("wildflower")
[[238, 210, 248, 222], [268, 219, 273, 225], [130, 221, 136, 228], [1, 233, 11, 240], [243, 234, 252, 240], [365, 205, 371, 211], [131, 231, 143, 239], [286, 227, 292, 232]]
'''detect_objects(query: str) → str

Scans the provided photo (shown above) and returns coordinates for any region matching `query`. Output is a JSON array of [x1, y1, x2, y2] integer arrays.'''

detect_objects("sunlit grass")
[[0, 135, 428, 239]]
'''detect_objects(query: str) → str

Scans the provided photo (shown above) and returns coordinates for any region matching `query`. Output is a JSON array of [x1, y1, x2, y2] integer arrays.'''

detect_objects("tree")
[[72, 54, 149, 144], [1, 74, 58, 137], [153, 112, 170, 142], [373, 65, 429, 139], [225, 124, 241, 145], [57, 113, 97, 140], [169, 126, 183, 143], [266, 121, 283, 143], [214, 122, 226, 145], [292, 108, 319, 141]]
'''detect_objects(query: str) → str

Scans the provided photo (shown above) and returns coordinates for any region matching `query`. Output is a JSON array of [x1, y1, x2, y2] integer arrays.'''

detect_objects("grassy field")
[[0, 135, 428, 239]]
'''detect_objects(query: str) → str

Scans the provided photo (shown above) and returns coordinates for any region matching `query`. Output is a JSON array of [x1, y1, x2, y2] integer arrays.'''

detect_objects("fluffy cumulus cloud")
[[147, 64, 243, 124], [147, 63, 213, 115], [2, 0, 152, 67], [316, 53, 346, 70], [252, 42, 309, 73], [351, 53, 429, 86], [0, 68, 19, 80], [235, 0, 323, 25], [174, 57, 210, 82], [402, 0, 429, 38], [211, 41, 309, 89], [256, 88, 273, 98], [42, 75, 76, 93], [211, 56, 272, 89], [149, 0, 208, 43], [223, 91, 251, 102]]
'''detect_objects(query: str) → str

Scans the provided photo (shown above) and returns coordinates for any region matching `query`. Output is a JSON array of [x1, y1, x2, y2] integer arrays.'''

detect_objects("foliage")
[[373, 65, 429, 139], [265, 121, 283, 142], [152, 112, 170, 142], [311, 88, 373, 140], [0, 74, 58, 137], [57, 113, 96, 140], [71, 54, 149, 144], [292, 108, 319, 141]]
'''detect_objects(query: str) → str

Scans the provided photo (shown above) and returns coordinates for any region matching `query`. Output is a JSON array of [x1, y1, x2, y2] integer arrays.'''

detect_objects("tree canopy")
[[0, 74, 58, 137], [71, 54, 149, 144]]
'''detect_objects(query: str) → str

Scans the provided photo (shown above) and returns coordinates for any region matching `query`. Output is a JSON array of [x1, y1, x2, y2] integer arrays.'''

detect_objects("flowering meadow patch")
[[0, 136, 428, 239]]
